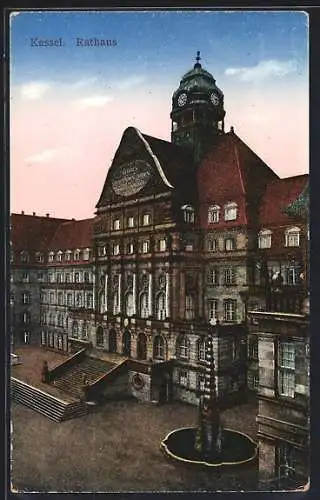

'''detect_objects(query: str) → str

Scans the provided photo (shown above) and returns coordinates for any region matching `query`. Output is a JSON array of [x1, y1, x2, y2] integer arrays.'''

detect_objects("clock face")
[[177, 93, 187, 107], [210, 92, 220, 106]]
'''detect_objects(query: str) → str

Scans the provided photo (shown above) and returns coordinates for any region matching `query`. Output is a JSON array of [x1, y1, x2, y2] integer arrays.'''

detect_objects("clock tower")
[[170, 51, 226, 162]]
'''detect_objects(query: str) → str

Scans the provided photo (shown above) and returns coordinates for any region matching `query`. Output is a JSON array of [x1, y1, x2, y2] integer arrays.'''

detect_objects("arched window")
[[125, 293, 134, 317], [122, 329, 131, 356], [285, 227, 301, 247], [258, 229, 272, 249], [224, 202, 238, 221], [108, 329, 117, 352], [140, 293, 149, 318], [197, 337, 206, 362], [153, 335, 165, 360], [156, 293, 166, 320], [185, 295, 195, 320], [177, 335, 190, 359], [208, 205, 220, 223], [96, 326, 104, 346], [137, 333, 147, 360], [72, 321, 79, 338]]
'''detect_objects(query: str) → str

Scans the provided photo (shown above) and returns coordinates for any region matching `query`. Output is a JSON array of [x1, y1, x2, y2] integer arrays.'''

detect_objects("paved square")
[[11, 396, 258, 492]]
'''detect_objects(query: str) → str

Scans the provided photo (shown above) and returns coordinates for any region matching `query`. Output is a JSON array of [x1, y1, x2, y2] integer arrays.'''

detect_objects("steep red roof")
[[48, 218, 94, 250], [259, 174, 309, 226], [11, 213, 68, 252], [197, 131, 278, 229]]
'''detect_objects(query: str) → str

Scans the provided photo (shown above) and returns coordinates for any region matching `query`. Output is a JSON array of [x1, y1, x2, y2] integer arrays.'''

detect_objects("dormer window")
[[208, 205, 220, 223], [285, 227, 301, 247], [56, 251, 63, 262], [83, 248, 90, 260], [224, 202, 238, 221], [113, 219, 121, 231], [48, 251, 54, 263], [182, 205, 195, 223], [65, 250, 71, 261], [258, 229, 272, 249], [74, 249, 81, 260], [35, 252, 44, 263], [20, 251, 29, 263]]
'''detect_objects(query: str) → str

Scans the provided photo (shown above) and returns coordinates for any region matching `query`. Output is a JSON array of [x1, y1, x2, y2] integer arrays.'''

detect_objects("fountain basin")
[[160, 427, 257, 468]]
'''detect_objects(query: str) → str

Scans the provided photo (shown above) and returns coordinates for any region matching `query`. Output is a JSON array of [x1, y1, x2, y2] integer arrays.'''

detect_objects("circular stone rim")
[[160, 427, 257, 468]]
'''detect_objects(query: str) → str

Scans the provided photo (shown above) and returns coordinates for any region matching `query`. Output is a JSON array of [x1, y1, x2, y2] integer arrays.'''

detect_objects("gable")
[[96, 127, 174, 208]]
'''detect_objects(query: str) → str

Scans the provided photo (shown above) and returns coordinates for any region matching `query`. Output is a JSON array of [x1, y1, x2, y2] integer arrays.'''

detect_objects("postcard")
[[8, 9, 309, 494]]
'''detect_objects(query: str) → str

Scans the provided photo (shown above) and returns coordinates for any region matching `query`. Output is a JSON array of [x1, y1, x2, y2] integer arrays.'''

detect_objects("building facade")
[[10, 54, 309, 411]]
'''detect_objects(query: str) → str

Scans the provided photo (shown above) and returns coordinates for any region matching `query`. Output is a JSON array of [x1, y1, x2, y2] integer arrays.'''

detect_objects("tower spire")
[[194, 50, 201, 68]]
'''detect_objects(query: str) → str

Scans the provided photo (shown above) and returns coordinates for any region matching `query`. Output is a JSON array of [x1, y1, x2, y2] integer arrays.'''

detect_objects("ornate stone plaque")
[[111, 160, 153, 197]]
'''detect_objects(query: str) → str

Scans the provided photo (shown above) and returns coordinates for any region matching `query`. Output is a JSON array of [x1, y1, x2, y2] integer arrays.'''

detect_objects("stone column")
[[133, 273, 136, 315], [118, 274, 121, 314], [165, 271, 170, 318], [148, 272, 152, 316], [104, 274, 108, 312]]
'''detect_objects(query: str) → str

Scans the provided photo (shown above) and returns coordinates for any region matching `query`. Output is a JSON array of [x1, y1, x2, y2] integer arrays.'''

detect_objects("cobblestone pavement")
[[11, 396, 258, 493]]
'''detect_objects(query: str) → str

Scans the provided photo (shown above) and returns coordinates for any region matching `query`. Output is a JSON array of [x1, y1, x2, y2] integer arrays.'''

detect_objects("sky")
[[10, 10, 309, 219]]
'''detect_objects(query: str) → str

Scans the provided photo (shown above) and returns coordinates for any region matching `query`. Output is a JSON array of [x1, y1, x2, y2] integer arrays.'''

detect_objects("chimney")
[[21, 210, 24, 215], [230, 126, 234, 134], [46, 213, 50, 218], [32, 212, 36, 216]]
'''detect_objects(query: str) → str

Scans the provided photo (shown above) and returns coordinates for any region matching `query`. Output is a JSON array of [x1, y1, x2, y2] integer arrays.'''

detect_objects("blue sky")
[[11, 10, 308, 85], [10, 10, 309, 219]]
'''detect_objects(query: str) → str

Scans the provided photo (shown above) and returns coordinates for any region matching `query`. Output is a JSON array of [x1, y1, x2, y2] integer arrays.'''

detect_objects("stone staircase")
[[11, 377, 88, 422], [51, 356, 116, 399]]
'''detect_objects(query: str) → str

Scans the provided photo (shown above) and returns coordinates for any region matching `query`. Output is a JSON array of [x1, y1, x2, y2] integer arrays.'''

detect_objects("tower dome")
[[172, 51, 224, 112], [170, 52, 226, 160]]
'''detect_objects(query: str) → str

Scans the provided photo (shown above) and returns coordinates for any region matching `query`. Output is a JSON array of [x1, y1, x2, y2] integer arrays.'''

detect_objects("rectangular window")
[[224, 268, 234, 285], [142, 213, 151, 226], [224, 204, 238, 221], [248, 337, 259, 359], [208, 268, 218, 284], [22, 292, 30, 304], [67, 294, 73, 306], [142, 241, 149, 254], [48, 253, 54, 262], [22, 273, 29, 283], [224, 299, 237, 322], [127, 243, 134, 254], [83, 249, 90, 260], [127, 216, 134, 228], [225, 238, 235, 251], [159, 239, 166, 252], [208, 208, 220, 223], [50, 292, 55, 304], [286, 267, 300, 285], [207, 239, 217, 251], [113, 219, 120, 231], [185, 242, 194, 252], [113, 243, 120, 256], [75, 272, 80, 282], [197, 374, 206, 393], [65, 251, 71, 261], [278, 342, 295, 398], [208, 299, 218, 320], [178, 369, 189, 387]]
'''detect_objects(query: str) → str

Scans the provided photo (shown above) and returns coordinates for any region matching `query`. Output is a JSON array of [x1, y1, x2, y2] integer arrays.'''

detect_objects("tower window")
[[224, 202, 238, 221]]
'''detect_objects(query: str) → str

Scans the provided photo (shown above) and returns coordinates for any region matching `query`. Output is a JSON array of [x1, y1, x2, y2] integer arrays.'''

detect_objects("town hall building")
[[10, 52, 309, 412]]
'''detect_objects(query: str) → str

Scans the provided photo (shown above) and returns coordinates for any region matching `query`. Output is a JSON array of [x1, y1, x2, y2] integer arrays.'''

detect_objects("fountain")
[[161, 319, 257, 468]]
